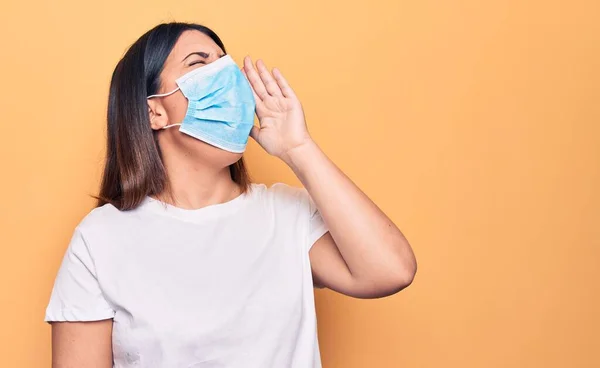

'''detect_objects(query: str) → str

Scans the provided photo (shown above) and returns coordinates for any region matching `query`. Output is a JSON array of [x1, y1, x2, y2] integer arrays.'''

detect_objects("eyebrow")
[[181, 51, 225, 63], [182, 51, 210, 62]]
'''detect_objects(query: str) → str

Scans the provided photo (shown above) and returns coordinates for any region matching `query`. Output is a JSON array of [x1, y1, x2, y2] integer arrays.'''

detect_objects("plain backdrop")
[[0, 0, 598, 367]]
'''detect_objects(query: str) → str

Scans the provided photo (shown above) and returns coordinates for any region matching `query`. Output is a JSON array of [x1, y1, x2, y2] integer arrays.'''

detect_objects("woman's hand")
[[242, 56, 313, 162]]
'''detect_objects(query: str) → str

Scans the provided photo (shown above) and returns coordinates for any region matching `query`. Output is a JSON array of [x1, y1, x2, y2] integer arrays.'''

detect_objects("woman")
[[45, 22, 417, 367]]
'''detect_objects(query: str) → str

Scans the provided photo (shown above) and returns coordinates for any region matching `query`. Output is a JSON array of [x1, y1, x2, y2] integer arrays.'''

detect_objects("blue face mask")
[[147, 55, 256, 153]]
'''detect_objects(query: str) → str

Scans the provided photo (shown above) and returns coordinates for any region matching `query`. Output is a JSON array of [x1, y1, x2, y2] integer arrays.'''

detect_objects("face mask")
[[147, 55, 256, 153]]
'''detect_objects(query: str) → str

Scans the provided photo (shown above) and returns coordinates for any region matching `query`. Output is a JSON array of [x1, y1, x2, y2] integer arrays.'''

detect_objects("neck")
[[156, 150, 241, 210]]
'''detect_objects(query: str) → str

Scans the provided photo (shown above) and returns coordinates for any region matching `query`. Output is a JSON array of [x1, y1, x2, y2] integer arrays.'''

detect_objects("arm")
[[51, 320, 113, 368], [285, 140, 417, 298], [242, 57, 417, 299]]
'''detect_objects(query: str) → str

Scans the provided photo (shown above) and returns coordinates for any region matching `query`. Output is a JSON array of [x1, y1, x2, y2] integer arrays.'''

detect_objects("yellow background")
[[1, 0, 598, 367]]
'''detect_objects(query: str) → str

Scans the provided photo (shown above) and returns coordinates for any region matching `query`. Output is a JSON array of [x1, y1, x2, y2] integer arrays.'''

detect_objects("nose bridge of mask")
[[177, 57, 234, 103]]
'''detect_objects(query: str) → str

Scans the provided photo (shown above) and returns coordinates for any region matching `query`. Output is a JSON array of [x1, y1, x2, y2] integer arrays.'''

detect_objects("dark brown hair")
[[96, 22, 251, 211]]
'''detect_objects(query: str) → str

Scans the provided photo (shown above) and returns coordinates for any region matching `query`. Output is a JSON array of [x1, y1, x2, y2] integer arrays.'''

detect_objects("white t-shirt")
[[45, 183, 329, 368]]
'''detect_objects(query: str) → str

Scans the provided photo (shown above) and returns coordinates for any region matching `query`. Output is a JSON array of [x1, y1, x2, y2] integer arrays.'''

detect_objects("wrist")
[[280, 138, 320, 171]]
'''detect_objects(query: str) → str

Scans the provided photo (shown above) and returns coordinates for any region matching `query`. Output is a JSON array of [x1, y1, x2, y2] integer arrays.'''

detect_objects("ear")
[[147, 99, 169, 131]]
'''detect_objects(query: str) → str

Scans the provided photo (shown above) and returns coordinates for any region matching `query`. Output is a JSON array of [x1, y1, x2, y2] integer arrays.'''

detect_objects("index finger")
[[243, 56, 269, 101]]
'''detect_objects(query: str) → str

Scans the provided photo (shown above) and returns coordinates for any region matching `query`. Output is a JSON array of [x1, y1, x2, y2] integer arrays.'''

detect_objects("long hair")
[[96, 22, 251, 211]]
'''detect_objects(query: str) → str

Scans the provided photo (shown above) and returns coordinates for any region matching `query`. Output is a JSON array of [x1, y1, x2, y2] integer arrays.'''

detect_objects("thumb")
[[249, 125, 260, 141]]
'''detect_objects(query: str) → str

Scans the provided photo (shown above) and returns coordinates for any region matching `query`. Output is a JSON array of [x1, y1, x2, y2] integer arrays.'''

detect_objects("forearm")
[[283, 139, 417, 284]]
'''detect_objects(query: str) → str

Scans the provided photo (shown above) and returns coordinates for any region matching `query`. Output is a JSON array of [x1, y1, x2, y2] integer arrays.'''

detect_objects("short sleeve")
[[44, 228, 115, 323], [300, 188, 329, 250]]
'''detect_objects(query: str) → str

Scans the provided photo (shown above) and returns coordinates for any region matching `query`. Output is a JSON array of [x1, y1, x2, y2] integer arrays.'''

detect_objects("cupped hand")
[[242, 56, 313, 161]]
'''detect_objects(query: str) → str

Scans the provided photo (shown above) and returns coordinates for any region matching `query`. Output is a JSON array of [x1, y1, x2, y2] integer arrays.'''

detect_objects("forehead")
[[164, 30, 223, 65]]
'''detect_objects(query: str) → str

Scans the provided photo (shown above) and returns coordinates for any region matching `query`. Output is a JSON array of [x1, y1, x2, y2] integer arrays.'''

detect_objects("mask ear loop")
[[149, 117, 181, 130], [162, 123, 182, 130], [147, 86, 181, 99], [147, 87, 183, 130]]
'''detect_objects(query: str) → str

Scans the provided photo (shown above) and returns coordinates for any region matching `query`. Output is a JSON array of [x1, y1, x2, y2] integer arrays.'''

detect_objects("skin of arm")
[[287, 140, 417, 298], [51, 320, 113, 368]]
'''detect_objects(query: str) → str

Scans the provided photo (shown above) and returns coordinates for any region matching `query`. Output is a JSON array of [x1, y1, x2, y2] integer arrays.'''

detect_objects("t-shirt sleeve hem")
[[308, 225, 329, 250], [44, 307, 115, 323]]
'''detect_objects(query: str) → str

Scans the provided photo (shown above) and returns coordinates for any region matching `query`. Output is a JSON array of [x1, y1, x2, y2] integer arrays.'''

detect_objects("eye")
[[189, 60, 206, 66]]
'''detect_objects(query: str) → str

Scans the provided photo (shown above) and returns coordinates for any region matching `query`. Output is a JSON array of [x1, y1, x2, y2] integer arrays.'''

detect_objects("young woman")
[[45, 22, 417, 368]]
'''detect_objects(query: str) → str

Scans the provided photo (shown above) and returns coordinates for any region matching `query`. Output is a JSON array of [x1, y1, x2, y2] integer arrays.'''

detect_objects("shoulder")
[[68, 201, 154, 260], [74, 201, 145, 244], [251, 182, 313, 213], [76, 203, 123, 233], [253, 182, 305, 201]]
